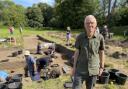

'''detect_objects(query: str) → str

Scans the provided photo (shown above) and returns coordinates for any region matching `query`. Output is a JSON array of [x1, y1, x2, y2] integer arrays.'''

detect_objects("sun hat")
[[24, 50, 30, 55], [67, 26, 71, 31]]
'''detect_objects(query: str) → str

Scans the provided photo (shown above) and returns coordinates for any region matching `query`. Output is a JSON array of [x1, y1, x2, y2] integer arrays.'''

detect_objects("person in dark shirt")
[[36, 56, 52, 73]]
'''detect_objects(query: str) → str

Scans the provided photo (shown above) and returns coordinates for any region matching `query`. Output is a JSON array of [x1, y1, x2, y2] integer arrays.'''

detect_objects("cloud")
[[13, 0, 55, 7], [33, 0, 55, 6]]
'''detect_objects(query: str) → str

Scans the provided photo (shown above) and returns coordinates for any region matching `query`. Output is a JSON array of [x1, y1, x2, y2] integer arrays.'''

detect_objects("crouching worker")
[[24, 50, 37, 81], [0, 70, 12, 82], [36, 56, 53, 73], [44, 44, 55, 57]]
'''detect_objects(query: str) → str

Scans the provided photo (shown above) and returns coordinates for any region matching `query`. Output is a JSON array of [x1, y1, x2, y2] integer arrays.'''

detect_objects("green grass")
[[0, 26, 49, 48], [41, 31, 76, 51], [0, 26, 50, 38], [104, 83, 117, 89], [23, 75, 71, 89], [0, 25, 127, 51], [112, 35, 125, 40], [111, 26, 128, 35], [110, 26, 128, 40], [125, 60, 128, 68]]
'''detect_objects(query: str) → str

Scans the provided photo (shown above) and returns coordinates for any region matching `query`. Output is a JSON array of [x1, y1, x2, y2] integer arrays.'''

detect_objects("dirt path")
[[0, 35, 69, 77], [23, 36, 38, 50], [0, 36, 38, 73]]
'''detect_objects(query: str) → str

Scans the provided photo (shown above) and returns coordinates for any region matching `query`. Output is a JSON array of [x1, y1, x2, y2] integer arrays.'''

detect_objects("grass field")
[[0, 25, 127, 40], [23, 75, 71, 89], [110, 26, 128, 40]]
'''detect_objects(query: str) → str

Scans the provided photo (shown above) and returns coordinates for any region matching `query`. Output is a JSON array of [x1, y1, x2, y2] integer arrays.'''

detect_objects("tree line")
[[0, 0, 128, 29]]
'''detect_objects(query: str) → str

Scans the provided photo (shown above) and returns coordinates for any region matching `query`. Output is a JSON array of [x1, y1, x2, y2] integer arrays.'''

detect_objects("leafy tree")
[[55, 0, 100, 28], [0, 0, 26, 26], [103, 0, 128, 26], [38, 3, 53, 27], [26, 6, 43, 27], [113, 7, 128, 26]]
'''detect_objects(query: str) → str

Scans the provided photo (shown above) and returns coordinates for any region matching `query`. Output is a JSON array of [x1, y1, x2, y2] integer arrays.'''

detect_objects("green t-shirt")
[[75, 32, 105, 76]]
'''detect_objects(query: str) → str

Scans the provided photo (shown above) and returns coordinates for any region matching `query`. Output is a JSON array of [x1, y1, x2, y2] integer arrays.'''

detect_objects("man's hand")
[[99, 68, 104, 76]]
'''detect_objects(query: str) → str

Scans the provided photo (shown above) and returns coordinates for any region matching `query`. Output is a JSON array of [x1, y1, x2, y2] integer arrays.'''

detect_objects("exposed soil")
[[106, 39, 128, 48], [0, 35, 70, 76]]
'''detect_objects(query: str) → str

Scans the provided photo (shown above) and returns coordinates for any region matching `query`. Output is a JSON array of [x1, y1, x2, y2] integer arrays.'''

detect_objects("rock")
[[121, 52, 128, 58], [112, 51, 121, 59], [105, 46, 110, 49], [0, 59, 9, 62], [112, 51, 128, 59]]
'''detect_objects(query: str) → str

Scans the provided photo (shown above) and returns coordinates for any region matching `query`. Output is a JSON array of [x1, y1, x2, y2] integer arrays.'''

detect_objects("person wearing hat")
[[24, 50, 37, 81]]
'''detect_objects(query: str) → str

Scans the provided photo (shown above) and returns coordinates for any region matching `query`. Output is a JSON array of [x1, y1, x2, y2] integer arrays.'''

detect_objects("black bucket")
[[108, 69, 119, 80], [99, 72, 110, 84], [17, 74, 23, 77], [115, 72, 128, 85], [64, 82, 73, 88], [7, 82, 22, 89], [11, 74, 22, 82], [0, 82, 7, 89], [12, 52, 18, 57], [18, 50, 23, 55]]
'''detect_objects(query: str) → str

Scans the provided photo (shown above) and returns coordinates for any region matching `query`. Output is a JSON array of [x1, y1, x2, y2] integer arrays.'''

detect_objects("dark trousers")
[[24, 65, 28, 77], [24, 65, 35, 81], [72, 73, 97, 89]]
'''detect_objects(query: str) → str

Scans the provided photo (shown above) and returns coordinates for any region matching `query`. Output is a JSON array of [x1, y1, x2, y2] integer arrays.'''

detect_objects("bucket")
[[15, 74, 23, 77], [0, 82, 7, 89], [12, 52, 18, 57], [108, 69, 119, 80], [18, 50, 23, 55], [64, 82, 73, 88], [7, 82, 22, 89], [11, 74, 22, 82], [115, 72, 128, 85], [100, 72, 110, 84]]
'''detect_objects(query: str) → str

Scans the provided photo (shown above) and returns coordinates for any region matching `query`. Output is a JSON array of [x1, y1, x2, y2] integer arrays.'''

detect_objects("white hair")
[[84, 15, 97, 24]]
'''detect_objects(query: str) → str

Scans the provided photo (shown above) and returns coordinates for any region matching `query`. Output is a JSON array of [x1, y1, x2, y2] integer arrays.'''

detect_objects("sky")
[[12, 0, 55, 7]]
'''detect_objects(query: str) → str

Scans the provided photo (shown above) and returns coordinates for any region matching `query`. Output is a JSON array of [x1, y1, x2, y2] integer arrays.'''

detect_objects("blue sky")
[[12, 0, 55, 7]]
